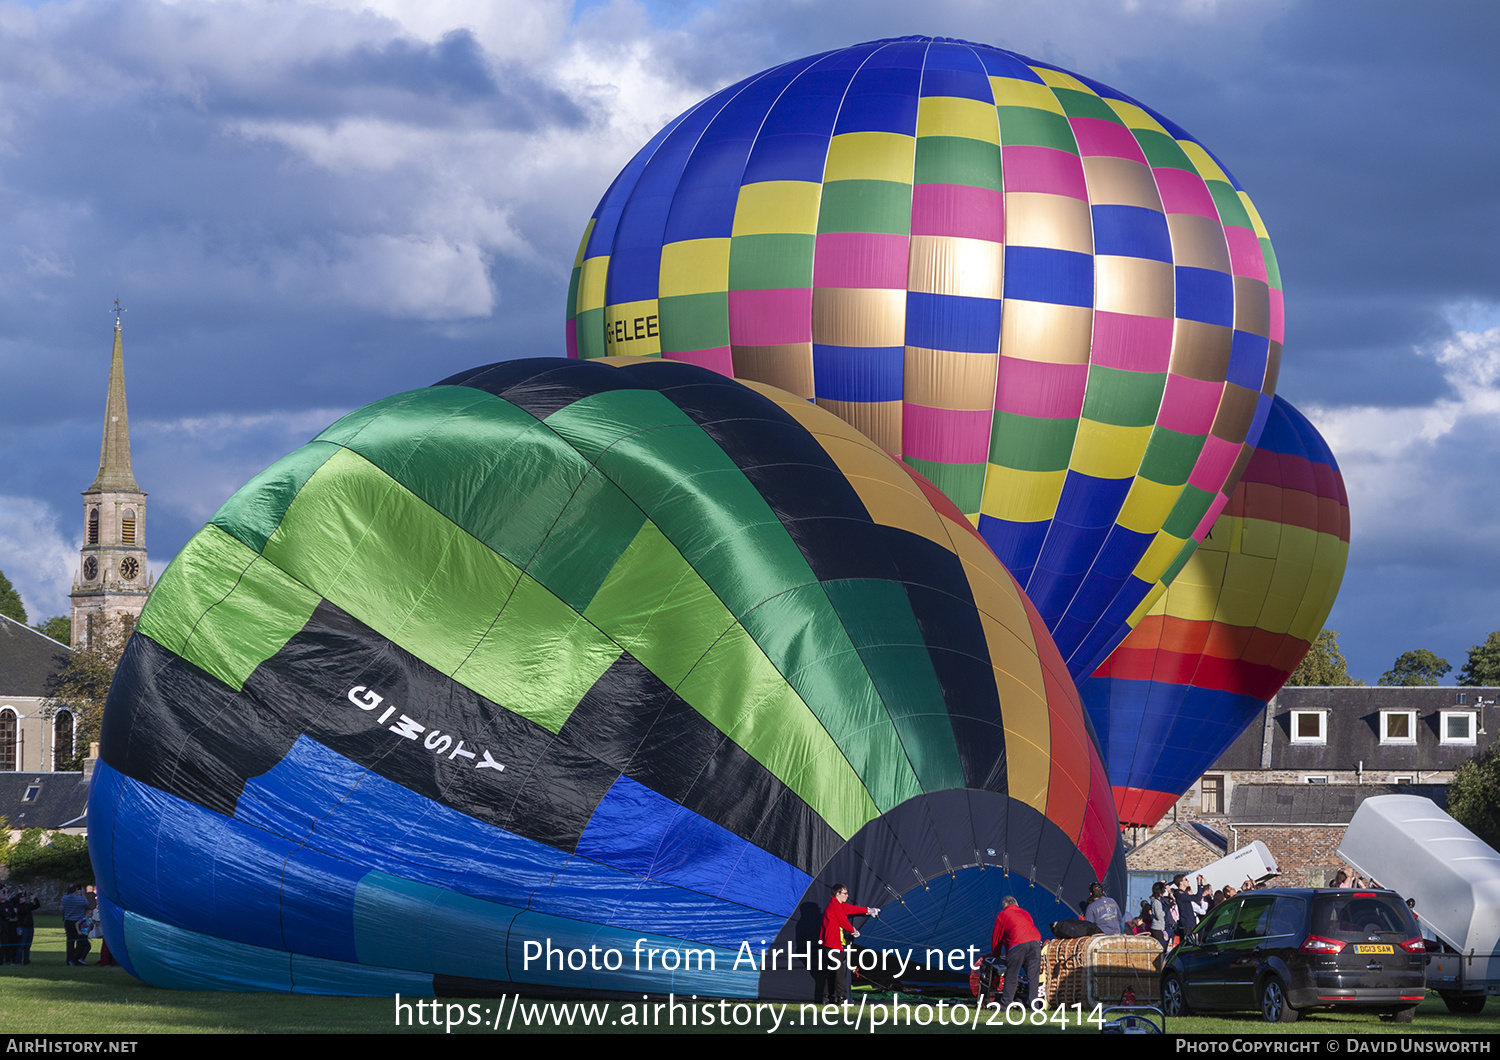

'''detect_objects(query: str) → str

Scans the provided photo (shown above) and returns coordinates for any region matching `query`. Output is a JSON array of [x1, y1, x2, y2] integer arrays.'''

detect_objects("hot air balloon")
[[566, 36, 1284, 681], [1078, 396, 1348, 827], [90, 357, 1123, 997]]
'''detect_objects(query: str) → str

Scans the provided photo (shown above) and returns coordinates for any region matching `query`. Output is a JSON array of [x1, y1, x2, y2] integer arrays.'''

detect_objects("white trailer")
[[1196, 840, 1279, 893], [1337, 794, 1500, 1014]]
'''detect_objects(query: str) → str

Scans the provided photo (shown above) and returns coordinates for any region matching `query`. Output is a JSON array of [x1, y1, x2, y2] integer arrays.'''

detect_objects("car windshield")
[[1311, 895, 1412, 940]]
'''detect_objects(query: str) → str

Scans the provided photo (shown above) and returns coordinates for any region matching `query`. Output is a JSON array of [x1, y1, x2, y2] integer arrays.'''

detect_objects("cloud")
[[1299, 314, 1500, 679], [132, 407, 354, 529], [0, 496, 75, 622], [1312, 325, 1500, 463]]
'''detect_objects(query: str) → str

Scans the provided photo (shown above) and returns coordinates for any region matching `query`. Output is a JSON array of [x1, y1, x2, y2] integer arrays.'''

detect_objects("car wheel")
[[1162, 973, 1191, 1018], [1260, 976, 1299, 1024], [1441, 992, 1486, 1015]]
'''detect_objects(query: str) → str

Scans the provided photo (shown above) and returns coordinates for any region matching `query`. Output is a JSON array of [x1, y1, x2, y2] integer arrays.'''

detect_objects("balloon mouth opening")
[[754, 788, 1123, 999]]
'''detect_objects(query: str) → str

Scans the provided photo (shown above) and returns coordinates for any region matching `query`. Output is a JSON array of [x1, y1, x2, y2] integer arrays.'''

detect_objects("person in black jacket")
[[10, 890, 40, 965], [1170, 874, 1210, 939], [0, 890, 17, 966]]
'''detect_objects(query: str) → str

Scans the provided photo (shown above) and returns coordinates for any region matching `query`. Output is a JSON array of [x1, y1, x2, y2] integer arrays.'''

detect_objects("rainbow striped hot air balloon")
[[567, 36, 1284, 681], [1079, 396, 1349, 827], [91, 358, 1124, 998]]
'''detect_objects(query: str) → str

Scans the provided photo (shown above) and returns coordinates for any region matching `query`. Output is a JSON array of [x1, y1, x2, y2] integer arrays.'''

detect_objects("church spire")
[[88, 300, 139, 493]]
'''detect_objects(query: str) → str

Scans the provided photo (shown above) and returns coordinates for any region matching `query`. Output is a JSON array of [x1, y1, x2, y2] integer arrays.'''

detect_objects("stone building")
[[70, 306, 152, 650], [0, 615, 75, 774], [1123, 685, 1500, 902], [2, 307, 151, 795]]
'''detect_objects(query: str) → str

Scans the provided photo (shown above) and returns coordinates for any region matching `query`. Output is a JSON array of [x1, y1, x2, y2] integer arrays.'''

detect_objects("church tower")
[[70, 302, 152, 649]]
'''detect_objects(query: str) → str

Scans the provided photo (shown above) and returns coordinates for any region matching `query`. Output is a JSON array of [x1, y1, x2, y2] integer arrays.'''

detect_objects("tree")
[[1459, 632, 1500, 687], [1285, 629, 1365, 686], [44, 614, 134, 770], [33, 615, 71, 644], [0, 570, 26, 625], [1379, 649, 1451, 686], [1, 827, 92, 884], [1448, 743, 1500, 852]]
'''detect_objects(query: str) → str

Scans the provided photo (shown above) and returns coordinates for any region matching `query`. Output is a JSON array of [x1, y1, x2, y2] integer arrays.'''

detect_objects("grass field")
[[3, 918, 1498, 1035]]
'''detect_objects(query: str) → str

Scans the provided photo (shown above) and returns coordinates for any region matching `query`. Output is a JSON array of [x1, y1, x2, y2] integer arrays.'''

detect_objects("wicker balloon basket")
[[1040, 935, 1164, 1007]]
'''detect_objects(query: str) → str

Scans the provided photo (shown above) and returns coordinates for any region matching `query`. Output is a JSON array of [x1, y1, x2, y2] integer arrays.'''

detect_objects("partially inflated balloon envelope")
[[91, 357, 1124, 998], [1079, 396, 1348, 827], [566, 36, 1284, 681]]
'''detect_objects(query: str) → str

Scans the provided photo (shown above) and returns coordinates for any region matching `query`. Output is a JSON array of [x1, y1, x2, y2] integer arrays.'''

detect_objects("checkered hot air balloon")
[[567, 36, 1284, 681]]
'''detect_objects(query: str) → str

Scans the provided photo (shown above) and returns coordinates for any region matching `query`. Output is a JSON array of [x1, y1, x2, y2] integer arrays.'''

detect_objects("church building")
[[0, 306, 150, 798], [70, 304, 152, 648]]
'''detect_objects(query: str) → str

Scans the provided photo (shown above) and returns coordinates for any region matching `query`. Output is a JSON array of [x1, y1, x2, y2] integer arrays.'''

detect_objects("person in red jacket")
[[990, 896, 1042, 1007], [818, 884, 880, 1003]]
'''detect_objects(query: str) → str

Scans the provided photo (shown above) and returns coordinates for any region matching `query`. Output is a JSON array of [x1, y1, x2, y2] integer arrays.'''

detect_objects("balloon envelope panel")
[[91, 357, 1124, 997], [1079, 396, 1348, 827], [566, 35, 1284, 681]]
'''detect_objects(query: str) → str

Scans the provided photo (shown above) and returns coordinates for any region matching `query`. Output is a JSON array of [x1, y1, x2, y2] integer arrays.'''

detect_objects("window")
[[87, 508, 99, 545], [1291, 710, 1327, 743], [53, 710, 74, 769], [1265, 896, 1307, 938], [1457, 693, 1468, 705], [1201, 775, 1225, 814], [0, 709, 15, 771], [1197, 902, 1239, 945], [1233, 896, 1277, 940], [1381, 711, 1417, 744], [1393, 776, 1414, 785], [1441, 711, 1477, 745], [1305, 775, 1329, 784], [121, 508, 137, 545], [22, 784, 39, 802]]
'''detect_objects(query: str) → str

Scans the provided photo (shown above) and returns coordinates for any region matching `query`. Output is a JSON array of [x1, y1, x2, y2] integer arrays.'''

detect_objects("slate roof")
[[1229, 782, 1449, 824], [1209, 686, 1500, 772], [0, 771, 89, 831], [0, 614, 71, 698]]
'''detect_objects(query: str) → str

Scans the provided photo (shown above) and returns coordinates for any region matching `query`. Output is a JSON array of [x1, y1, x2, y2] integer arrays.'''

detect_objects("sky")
[[0, 0, 1496, 684]]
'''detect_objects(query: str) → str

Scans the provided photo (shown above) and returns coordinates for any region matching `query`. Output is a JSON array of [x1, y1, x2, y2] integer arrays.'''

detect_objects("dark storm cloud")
[[1091, 1, 1500, 409], [243, 30, 587, 129], [0, 1, 590, 422], [0, 0, 601, 618]]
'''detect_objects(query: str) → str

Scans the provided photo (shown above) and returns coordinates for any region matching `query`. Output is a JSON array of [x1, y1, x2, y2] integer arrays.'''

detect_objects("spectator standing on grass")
[[61, 883, 90, 966], [1149, 882, 1170, 945], [0, 889, 17, 965], [1159, 882, 1179, 940], [12, 889, 39, 965], [1172, 874, 1209, 939]]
